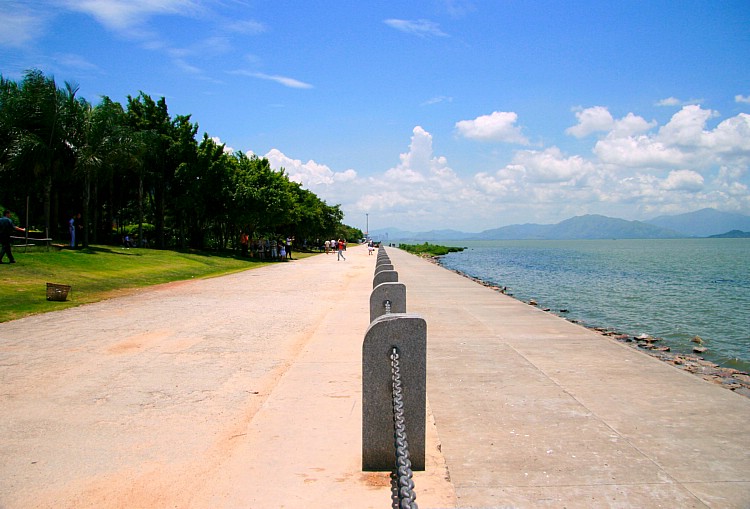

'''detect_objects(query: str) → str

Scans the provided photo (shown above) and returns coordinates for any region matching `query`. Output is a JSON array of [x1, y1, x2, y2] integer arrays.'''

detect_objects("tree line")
[[0, 69, 361, 251]]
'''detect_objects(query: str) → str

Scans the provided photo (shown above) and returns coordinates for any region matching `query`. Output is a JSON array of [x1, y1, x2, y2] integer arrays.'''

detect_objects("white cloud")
[[226, 19, 266, 35], [512, 147, 595, 183], [566, 106, 614, 137], [53, 53, 100, 71], [455, 111, 529, 144], [611, 112, 657, 137], [210, 136, 234, 154], [64, 0, 198, 31], [384, 19, 448, 37], [656, 97, 681, 107], [0, 3, 47, 47], [704, 113, 750, 153], [231, 71, 312, 89], [656, 96, 704, 107], [736, 95, 750, 104], [265, 149, 356, 188], [662, 170, 704, 191], [267, 109, 750, 231], [593, 106, 750, 170], [657, 104, 718, 146], [566, 107, 655, 138], [594, 135, 686, 168], [421, 96, 453, 106]]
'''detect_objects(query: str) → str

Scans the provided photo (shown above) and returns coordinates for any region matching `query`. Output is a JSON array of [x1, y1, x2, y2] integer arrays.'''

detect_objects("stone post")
[[373, 269, 398, 289], [362, 313, 426, 471], [370, 282, 406, 322]]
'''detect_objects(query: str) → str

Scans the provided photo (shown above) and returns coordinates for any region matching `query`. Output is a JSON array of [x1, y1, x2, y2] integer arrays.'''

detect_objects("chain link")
[[390, 347, 418, 509]]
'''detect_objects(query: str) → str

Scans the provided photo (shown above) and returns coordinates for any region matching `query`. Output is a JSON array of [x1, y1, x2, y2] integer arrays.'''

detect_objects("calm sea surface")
[[436, 239, 750, 369]]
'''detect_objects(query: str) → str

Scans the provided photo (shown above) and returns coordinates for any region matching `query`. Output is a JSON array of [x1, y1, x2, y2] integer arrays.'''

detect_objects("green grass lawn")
[[0, 245, 315, 322]]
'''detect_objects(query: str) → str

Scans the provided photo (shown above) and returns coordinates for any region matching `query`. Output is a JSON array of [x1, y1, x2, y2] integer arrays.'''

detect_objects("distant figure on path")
[[325, 239, 330, 254], [0, 210, 25, 264], [75, 213, 82, 248], [368, 240, 374, 255], [240, 232, 249, 257], [286, 236, 293, 259], [337, 238, 346, 261], [69, 214, 75, 247]]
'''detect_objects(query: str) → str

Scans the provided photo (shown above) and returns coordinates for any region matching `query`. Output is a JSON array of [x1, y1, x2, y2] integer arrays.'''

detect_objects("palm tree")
[[0, 70, 79, 238]]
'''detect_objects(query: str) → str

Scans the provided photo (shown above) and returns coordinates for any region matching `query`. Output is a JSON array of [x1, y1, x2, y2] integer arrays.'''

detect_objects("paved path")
[[1, 245, 748, 508]]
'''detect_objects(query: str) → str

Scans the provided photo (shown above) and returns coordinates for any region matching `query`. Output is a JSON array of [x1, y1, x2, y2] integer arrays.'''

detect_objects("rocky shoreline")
[[423, 254, 750, 399]]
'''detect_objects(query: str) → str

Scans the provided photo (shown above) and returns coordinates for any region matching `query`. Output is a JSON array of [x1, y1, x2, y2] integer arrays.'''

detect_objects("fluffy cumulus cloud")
[[455, 111, 529, 144], [512, 147, 595, 183], [356, 127, 473, 226], [264, 149, 356, 190], [567, 106, 655, 138], [265, 105, 750, 232], [662, 169, 705, 191], [566, 106, 614, 137], [594, 105, 750, 170]]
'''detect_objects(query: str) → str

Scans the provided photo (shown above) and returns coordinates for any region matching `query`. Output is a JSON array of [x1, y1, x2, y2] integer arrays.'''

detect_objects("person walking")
[[0, 210, 25, 264], [337, 238, 346, 261]]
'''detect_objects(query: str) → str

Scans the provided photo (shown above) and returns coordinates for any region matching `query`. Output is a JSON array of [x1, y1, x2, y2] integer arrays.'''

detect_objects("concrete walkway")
[[0, 245, 748, 508], [388, 247, 750, 508]]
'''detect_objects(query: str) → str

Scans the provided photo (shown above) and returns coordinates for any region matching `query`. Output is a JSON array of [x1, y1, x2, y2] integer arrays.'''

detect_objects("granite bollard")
[[370, 282, 406, 322], [374, 263, 394, 276], [362, 313, 426, 471], [373, 269, 398, 289]]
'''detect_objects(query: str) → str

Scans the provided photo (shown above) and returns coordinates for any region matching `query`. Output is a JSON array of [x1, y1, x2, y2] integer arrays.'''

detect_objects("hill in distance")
[[371, 208, 750, 241], [471, 214, 683, 240], [709, 230, 750, 238], [646, 208, 750, 237]]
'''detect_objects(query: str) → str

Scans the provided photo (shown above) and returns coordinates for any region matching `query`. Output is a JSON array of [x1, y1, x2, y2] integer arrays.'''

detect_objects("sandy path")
[[0, 246, 454, 509]]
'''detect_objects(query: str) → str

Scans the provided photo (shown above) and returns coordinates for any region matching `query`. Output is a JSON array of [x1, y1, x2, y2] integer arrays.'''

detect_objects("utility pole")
[[366, 213, 369, 238]]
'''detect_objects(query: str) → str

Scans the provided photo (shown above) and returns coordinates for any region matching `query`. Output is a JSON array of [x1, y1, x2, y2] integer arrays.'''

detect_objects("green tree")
[[231, 153, 296, 240], [0, 70, 80, 237], [126, 93, 185, 249], [174, 133, 233, 249], [2, 70, 351, 250]]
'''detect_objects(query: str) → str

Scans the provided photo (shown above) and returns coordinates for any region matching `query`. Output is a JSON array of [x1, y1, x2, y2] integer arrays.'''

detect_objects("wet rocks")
[[613, 335, 750, 398]]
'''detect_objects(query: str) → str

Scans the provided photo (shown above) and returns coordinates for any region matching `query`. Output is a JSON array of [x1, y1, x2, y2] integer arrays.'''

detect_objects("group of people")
[[323, 238, 347, 261], [240, 236, 294, 261]]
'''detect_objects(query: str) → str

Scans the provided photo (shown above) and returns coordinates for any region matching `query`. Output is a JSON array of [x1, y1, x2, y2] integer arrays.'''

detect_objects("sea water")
[[438, 238, 750, 370]]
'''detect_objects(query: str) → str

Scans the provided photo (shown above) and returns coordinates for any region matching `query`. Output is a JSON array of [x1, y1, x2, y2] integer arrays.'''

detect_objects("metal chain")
[[390, 347, 418, 509]]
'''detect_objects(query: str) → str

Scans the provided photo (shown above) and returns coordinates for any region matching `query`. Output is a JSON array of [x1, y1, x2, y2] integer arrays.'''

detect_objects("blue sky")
[[2, 0, 749, 233]]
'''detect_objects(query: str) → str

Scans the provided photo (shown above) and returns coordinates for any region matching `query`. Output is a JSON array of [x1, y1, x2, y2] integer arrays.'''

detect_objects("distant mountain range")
[[370, 208, 750, 241]]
